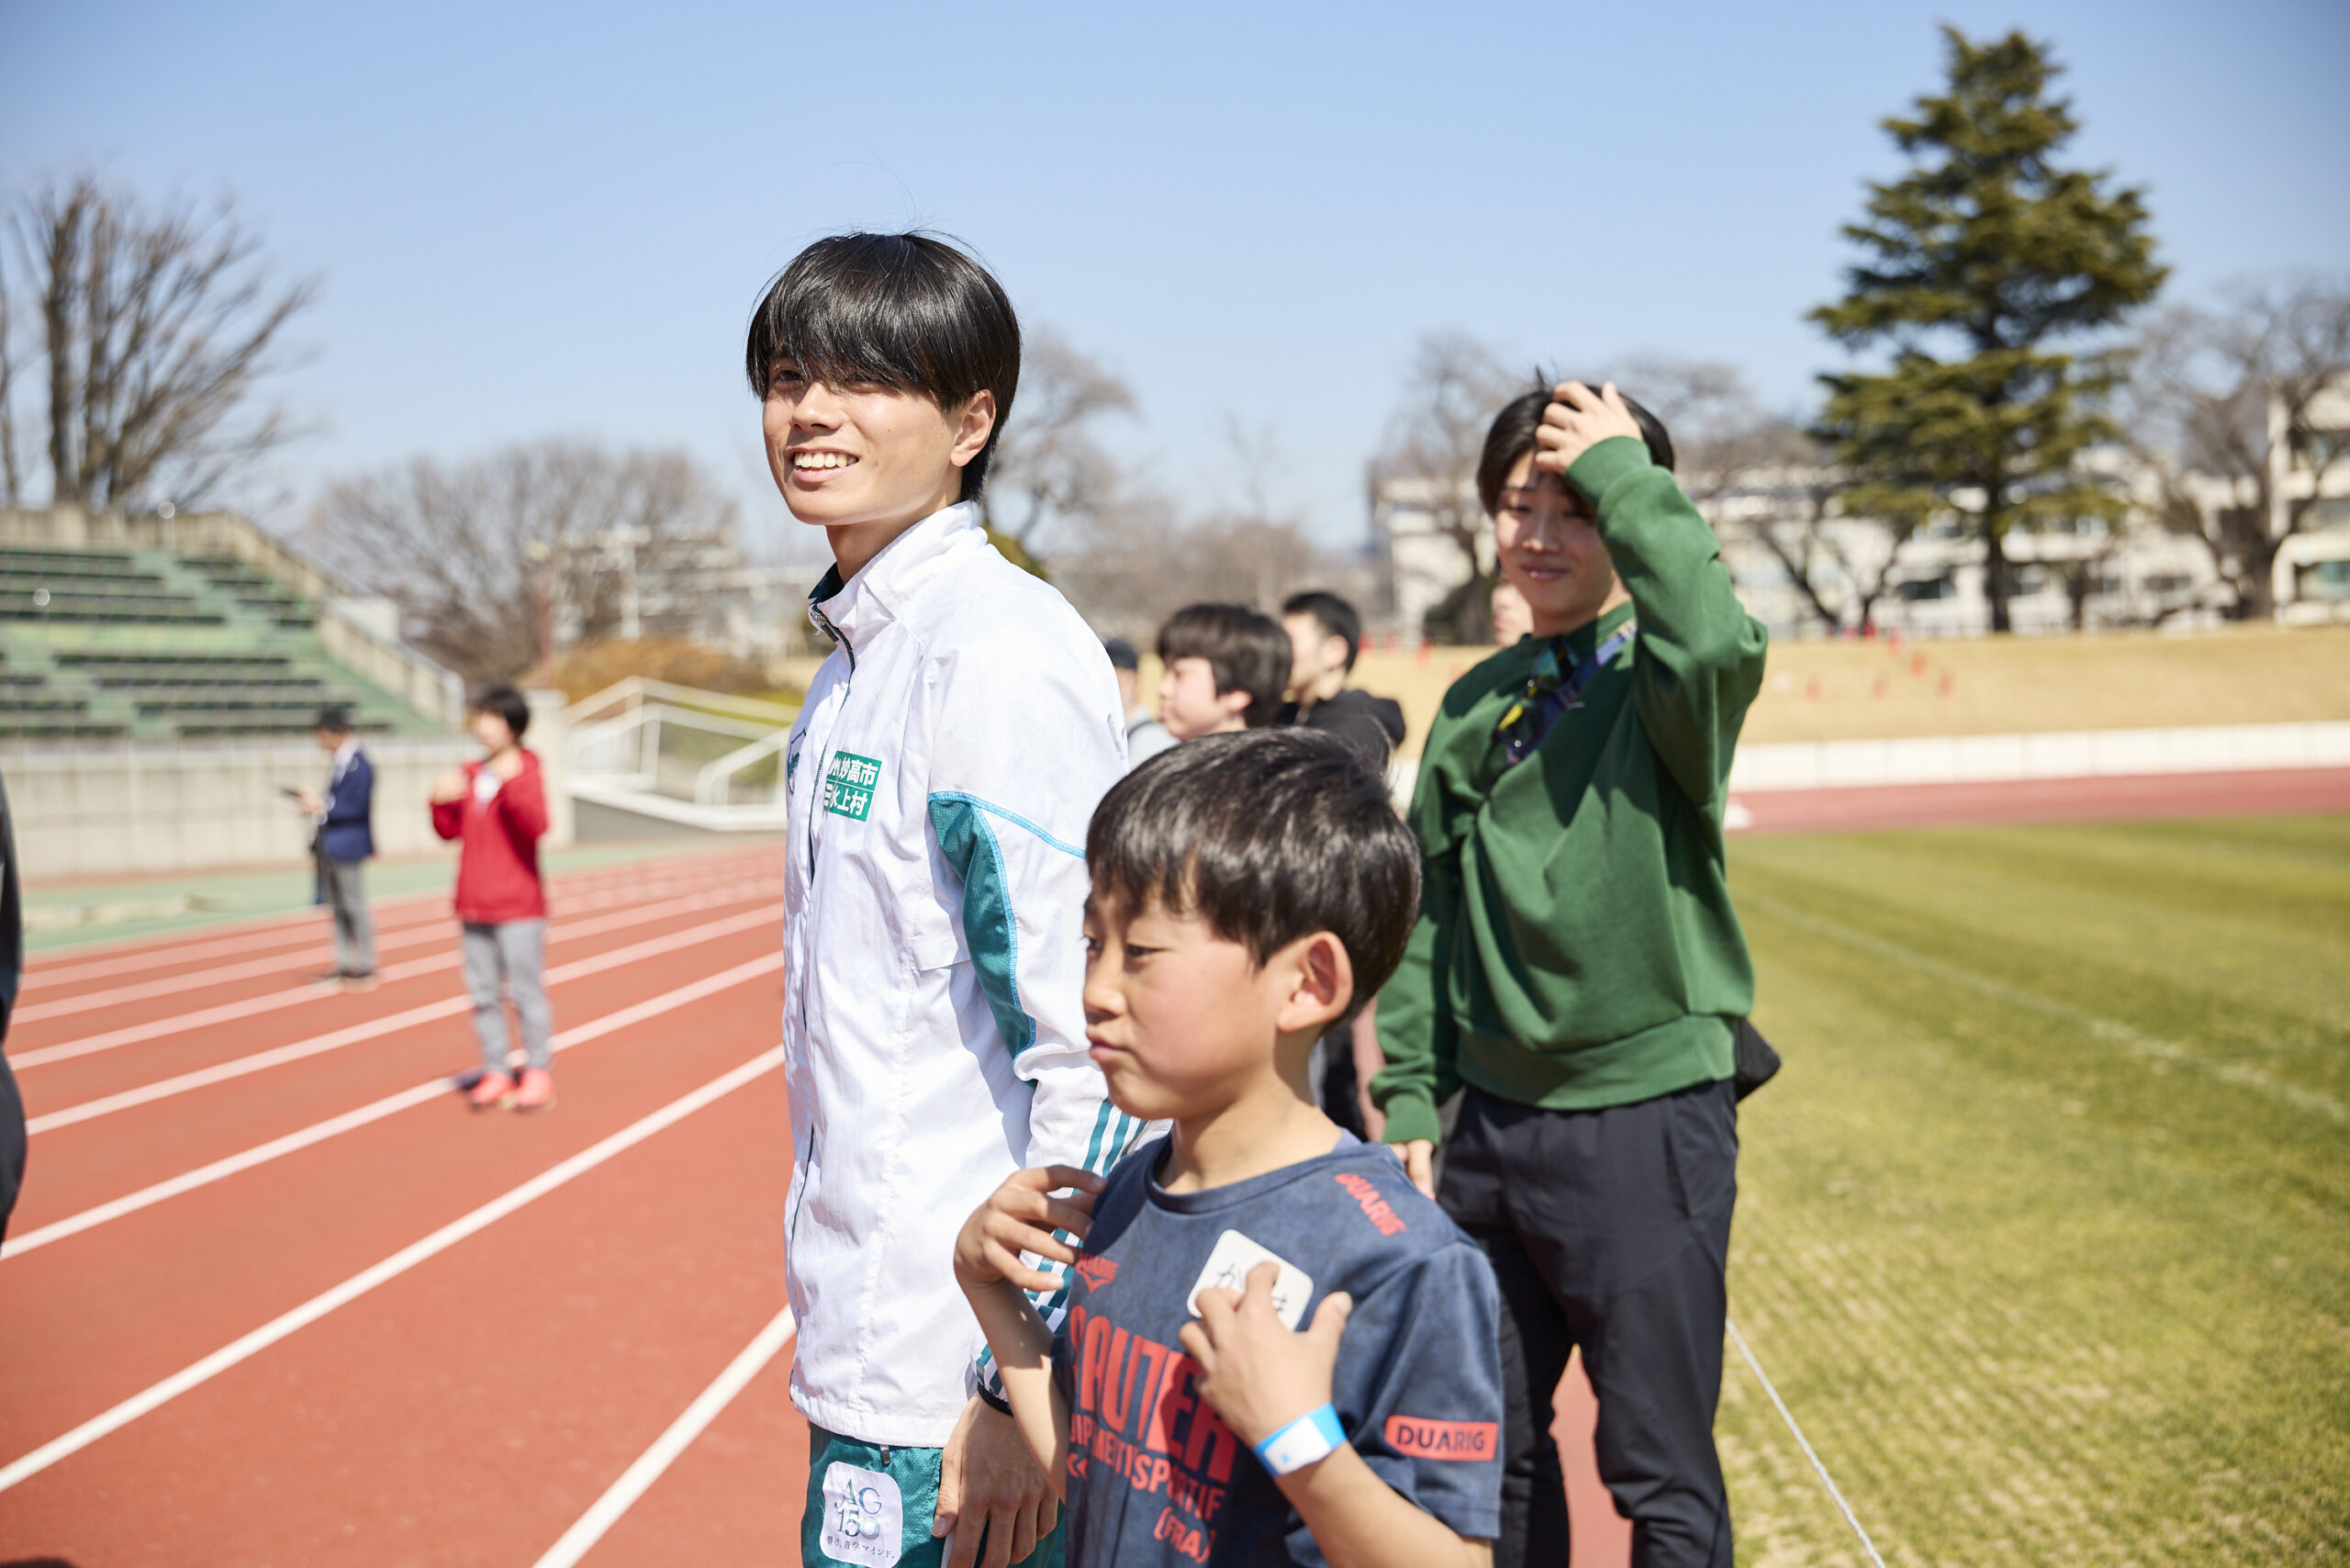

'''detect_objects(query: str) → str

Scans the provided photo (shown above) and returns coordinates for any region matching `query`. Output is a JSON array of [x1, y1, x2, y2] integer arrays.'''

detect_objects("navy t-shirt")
[[1052, 1133, 1503, 1565]]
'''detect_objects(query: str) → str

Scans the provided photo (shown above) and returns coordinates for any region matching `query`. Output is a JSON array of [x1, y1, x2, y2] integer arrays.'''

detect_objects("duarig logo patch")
[[822, 751, 882, 821]]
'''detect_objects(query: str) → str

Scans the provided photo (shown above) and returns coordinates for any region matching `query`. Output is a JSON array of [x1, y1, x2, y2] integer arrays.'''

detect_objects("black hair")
[[1475, 377, 1675, 518], [743, 232, 1022, 503], [1088, 728, 1419, 1024], [1155, 603, 1292, 728], [313, 704, 353, 735], [471, 684, 531, 740], [1280, 590, 1362, 673], [1102, 635, 1140, 673]]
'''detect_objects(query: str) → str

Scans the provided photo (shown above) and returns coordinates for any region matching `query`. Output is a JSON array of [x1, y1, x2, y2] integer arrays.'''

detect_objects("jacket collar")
[[807, 502, 985, 655]]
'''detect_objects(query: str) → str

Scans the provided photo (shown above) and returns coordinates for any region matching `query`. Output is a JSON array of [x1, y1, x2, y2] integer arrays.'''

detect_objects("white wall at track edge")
[[1725, 721, 2350, 793], [1, 690, 573, 879]]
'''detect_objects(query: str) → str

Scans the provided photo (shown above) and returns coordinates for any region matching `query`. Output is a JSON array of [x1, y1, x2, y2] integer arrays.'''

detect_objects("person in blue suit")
[[295, 704, 377, 989]]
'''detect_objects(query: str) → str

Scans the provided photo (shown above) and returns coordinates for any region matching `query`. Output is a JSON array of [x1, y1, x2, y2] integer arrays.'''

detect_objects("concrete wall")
[[5, 690, 574, 881]]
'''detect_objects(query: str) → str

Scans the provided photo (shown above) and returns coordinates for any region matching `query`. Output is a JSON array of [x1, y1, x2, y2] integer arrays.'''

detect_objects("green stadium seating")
[[0, 542, 445, 741]]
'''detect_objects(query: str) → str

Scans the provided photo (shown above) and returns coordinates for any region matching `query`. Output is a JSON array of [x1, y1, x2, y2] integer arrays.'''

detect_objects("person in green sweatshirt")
[[1372, 378, 1767, 1568]]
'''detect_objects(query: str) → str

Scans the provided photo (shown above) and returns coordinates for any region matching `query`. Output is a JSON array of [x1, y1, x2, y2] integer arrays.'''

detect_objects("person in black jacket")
[[291, 705, 377, 989], [0, 765, 27, 1242], [1279, 590, 1406, 771]]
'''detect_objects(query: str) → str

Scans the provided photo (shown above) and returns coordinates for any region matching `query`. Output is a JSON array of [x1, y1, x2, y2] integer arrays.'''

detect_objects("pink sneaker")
[[513, 1069, 555, 1111], [466, 1070, 516, 1109]]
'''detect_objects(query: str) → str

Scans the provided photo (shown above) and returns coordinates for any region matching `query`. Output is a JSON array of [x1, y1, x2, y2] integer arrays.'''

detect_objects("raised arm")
[[1542, 384, 1768, 808]]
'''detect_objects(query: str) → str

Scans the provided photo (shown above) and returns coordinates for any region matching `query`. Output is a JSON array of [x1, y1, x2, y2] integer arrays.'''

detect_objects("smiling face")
[[760, 359, 995, 572], [1158, 656, 1251, 739], [1492, 451, 1626, 637], [1080, 891, 1299, 1125]]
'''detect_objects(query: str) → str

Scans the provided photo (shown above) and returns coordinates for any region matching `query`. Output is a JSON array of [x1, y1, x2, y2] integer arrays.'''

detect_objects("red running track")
[[1733, 764, 2350, 834], [0, 846, 1636, 1566]]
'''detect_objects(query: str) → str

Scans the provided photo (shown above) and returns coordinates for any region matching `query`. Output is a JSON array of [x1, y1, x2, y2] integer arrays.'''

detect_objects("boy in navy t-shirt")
[[955, 729, 1503, 1566]]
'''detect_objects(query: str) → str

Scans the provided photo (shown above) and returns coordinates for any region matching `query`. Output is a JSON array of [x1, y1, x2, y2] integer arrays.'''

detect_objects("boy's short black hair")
[[1475, 377, 1675, 518], [314, 704, 353, 735], [1155, 604, 1292, 728], [471, 684, 531, 740], [743, 232, 1022, 503], [1280, 590, 1362, 672], [1102, 635, 1140, 673], [1088, 728, 1419, 1024]]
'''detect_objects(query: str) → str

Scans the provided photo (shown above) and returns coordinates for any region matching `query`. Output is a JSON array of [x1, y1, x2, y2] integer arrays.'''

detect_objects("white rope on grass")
[[1727, 1316, 1889, 1568]]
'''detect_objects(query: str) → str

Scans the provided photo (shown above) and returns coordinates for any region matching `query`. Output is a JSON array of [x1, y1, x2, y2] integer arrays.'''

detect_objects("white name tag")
[[472, 770, 499, 804], [1187, 1229, 1314, 1330], [819, 1461, 902, 1566]]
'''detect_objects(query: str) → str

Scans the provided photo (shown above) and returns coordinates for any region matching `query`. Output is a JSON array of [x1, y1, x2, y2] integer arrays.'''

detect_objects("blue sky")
[[3, 0, 2344, 561]]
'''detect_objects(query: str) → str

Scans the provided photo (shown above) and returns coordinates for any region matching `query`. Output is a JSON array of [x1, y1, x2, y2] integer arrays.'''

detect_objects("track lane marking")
[[0, 953, 785, 1260], [529, 1305, 799, 1568], [28, 851, 767, 984], [0, 1043, 790, 1495], [13, 883, 781, 1069], [17, 874, 780, 1025], [23, 904, 783, 1134]]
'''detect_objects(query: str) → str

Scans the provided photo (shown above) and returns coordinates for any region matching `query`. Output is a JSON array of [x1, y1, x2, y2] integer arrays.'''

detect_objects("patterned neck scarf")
[[1494, 621, 1639, 766]]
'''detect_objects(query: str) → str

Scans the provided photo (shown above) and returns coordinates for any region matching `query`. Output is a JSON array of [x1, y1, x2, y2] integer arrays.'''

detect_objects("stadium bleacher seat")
[[0, 540, 443, 742]]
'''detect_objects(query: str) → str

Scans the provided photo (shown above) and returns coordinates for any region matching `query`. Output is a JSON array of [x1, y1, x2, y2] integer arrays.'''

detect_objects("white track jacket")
[[779, 501, 1145, 1448]]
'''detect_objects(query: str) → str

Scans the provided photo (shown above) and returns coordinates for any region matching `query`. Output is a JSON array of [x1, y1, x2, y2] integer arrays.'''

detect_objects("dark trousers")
[[1438, 1081, 1738, 1568]]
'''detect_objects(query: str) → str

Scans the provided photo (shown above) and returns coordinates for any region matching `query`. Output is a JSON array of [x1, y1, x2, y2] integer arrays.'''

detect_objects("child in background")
[[1154, 603, 1292, 741], [956, 729, 1503, 1567], [430, 685, 554, 1111], [1104, 636, 1178, 770], [1277, 590, 1405, 771]]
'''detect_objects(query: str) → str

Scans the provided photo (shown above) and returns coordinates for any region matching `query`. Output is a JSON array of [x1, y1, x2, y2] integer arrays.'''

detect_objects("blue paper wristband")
[[1253, 1404, 1345, 1475]]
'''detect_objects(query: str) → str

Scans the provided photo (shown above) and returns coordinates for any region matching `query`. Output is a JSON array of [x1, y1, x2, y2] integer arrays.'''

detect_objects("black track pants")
[[1438, 1081, 1738, 1568]]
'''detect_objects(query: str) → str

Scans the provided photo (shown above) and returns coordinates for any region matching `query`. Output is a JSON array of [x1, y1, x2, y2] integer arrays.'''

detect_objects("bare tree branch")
[[978, 327, 1136, 563], [4, 172, 318, 513], [2124, 275, 2350, 618], [305, 440, 742, 681]]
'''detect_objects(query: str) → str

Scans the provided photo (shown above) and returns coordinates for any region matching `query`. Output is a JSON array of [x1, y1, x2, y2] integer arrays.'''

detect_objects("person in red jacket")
[[431, 685, 554, 1111]]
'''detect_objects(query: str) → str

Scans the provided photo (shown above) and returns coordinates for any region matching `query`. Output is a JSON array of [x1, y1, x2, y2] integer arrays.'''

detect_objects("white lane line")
[[530, 1305, 799, 1568], [17, 875, 780, 1025], [28, 853, 765, 985], [24, 904, 783, 1134], [0, 1044, 789, 1495], [1727, 1317, 1888, 1568], [1, 953, 784, 1260], [13, 883, 781, 1069]]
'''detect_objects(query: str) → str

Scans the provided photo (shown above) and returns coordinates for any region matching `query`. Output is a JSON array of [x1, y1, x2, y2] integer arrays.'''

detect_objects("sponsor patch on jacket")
[[1074, 1255, 1118, 1292], [822, 751, 881, 820], [1383, 1415, 1498, 1461]]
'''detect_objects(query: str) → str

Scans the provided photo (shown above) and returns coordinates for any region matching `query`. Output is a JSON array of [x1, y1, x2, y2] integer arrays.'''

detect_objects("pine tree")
[[1812, 27, 2166, 633]]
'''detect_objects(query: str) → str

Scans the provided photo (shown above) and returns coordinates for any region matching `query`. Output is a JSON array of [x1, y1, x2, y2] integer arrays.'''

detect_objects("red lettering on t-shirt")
[[1334, 1172, 1407, 1236], [1074, 1254, 1119, 1292], [1383, 1415, 1498, 1461]]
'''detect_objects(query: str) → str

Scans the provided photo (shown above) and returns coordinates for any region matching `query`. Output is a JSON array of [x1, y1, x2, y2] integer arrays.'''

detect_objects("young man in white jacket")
[[751, 233, 1139, 1568]]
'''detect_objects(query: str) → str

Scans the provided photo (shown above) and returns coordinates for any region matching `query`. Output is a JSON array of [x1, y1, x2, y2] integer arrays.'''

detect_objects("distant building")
[[1368, 395, 2350, 638]]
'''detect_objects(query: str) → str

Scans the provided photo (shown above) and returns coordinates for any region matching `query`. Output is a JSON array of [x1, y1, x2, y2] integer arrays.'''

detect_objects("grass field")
[[1718, 813, 2349, 1566]]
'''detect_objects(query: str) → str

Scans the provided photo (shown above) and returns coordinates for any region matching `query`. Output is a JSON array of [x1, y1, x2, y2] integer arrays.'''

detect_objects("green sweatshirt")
[[1373, 436, 1769, 1146]]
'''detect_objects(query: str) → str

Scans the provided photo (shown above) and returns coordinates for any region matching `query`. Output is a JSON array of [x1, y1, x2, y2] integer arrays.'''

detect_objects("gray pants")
[[460, 919, 552, 1073], [319, 856, 375, 976]]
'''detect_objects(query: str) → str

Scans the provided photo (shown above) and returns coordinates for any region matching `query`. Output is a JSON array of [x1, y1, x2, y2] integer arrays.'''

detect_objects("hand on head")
[[1534, 381, 1644, 478]]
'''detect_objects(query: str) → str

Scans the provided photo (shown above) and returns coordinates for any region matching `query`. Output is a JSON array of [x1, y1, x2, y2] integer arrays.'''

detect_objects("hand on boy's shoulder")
[[1533, 380, 1645, 479]]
